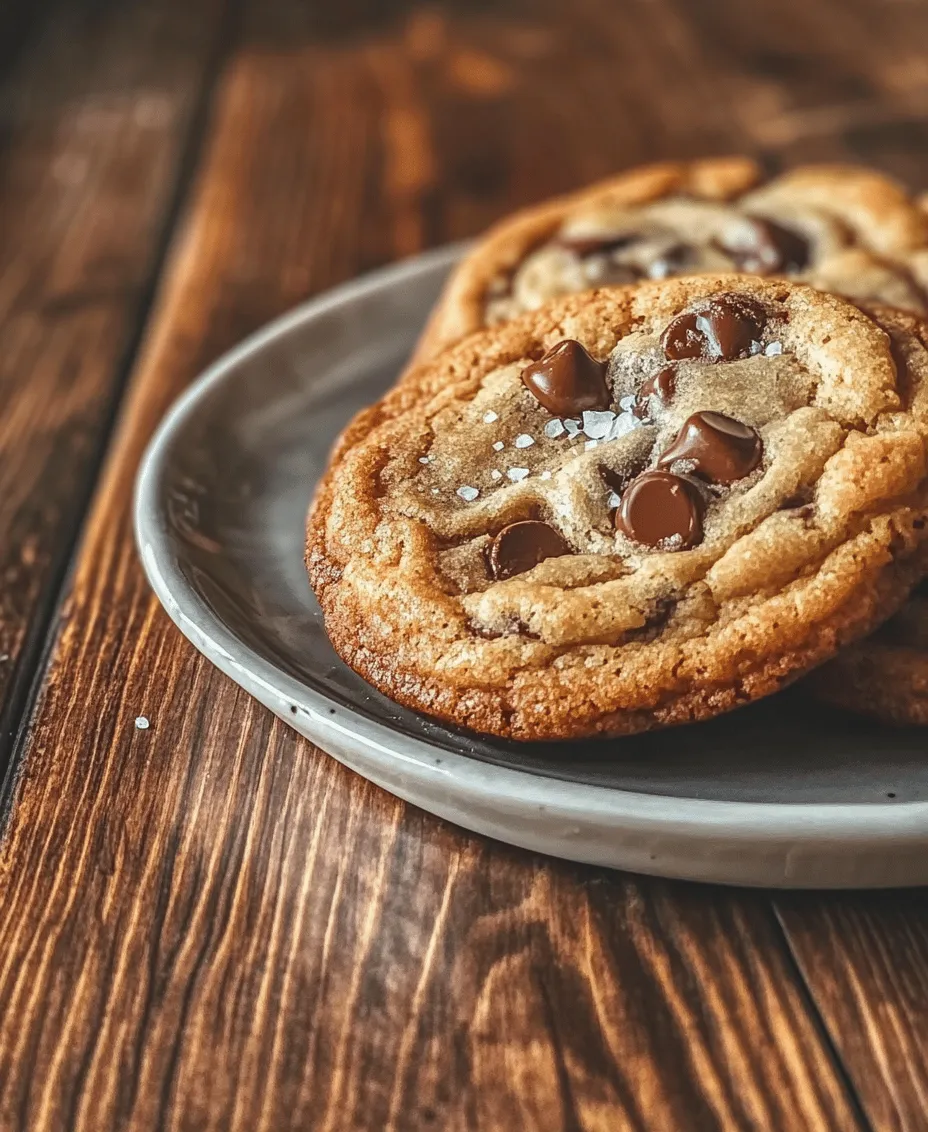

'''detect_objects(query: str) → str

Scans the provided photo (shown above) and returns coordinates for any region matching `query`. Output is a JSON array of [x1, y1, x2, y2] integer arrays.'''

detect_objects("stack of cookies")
[[308, 158, 928, 740]]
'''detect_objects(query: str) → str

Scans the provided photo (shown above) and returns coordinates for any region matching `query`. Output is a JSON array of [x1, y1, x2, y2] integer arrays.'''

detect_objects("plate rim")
[[134, 244, 928, 885]]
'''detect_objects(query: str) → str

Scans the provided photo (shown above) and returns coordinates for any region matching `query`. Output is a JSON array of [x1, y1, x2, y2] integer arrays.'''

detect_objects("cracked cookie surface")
[[308, 277, 928, 740], [413, 158, 928, 367]]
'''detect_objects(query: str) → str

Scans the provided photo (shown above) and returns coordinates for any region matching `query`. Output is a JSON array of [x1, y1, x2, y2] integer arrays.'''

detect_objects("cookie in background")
[[410, 158, 928, 368]]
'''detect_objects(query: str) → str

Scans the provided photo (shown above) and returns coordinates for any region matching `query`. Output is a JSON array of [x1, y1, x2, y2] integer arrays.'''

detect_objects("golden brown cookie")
[[806, 577, 928, 726], [412, 159, 928, 366], [308, 277, 928, 740], [803, 306, 928, 726]]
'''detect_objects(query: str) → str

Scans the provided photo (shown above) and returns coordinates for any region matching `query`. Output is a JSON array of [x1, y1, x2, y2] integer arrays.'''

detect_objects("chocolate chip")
[[660, 313, 703, 360], [521, 340, 610, 416], [717, 217, 810, 274], [615, 470, 704, 549], [633, 365, 676, 418], [487, 521, 572, 579], [588, 262, 642, 285], [658, 411, 762, 484], [660, 293, 767, 362], [557, 232, 641, 258], [647, 242, 698, 279]]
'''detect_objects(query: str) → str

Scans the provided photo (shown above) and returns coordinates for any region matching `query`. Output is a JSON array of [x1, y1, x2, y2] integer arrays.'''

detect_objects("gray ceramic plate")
[[136, 245, 928, 888]]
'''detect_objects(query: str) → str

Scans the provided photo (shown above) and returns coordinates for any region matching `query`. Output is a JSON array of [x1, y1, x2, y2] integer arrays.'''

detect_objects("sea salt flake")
[[483, 410, 499, 423], [669, 457, 697, 475], [764, 341, 783, 356], [507, 467, 530, 482], [418, 455, 432, 464], [492, 440, 505, 451], [563, 418, 582, 437], [618, 395, 637, 412], [544, 418, 565, 438], [457, 485, 479, 501], [135, 716, 150, 731], [582, 410, 616, 440], [432, 488, 440, 494], [608, 412, 640, 440], [748, 339, 764, 356], [540, 470, 552, 480], [490, 470, 502, 481], [606, 491, 622, 509], [514, 433, 535, 449], [585, 439, 599, 450]]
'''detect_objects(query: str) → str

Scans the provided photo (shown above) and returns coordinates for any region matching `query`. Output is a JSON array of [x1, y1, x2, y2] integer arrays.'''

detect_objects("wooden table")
[[2, 1, 928, 1128]]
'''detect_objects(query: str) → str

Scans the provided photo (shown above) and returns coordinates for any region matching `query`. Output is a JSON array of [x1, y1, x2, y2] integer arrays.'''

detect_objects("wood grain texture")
[[3, 0, 928, 1128], [0, 0, 227, 791], [776, 894, 928, 1131]]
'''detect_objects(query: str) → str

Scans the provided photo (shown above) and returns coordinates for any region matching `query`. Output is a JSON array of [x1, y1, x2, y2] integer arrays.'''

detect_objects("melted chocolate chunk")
[[660, 293, 767, 362], [717, 217, 810, 274], [588, 263, 643, 285], [615, 470, 704, 549], [521, 340, 610, 416], [633, 365, 676, 418], [557, 232, 641, 258], [487, 521, 571, 580], [647, 242, 698, 279], [659, 411, 762, 484]]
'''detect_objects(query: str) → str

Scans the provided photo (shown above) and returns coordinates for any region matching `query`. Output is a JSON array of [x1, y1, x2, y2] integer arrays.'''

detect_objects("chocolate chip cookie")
[[801, 307, 928, 726], [308, 277, 928, 741], [412, 159, 928, 366], [806, 577, 928, 726]]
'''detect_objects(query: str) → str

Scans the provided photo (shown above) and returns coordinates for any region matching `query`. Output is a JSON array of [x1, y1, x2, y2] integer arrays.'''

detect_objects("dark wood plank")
[[0, 0, 52, 78], [4, 0, 928, 1127], [677, 0, 928, 177], [0, 0, 228, 793], [0, 5, 882, 1127], [775, 895, 928, 1131]]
